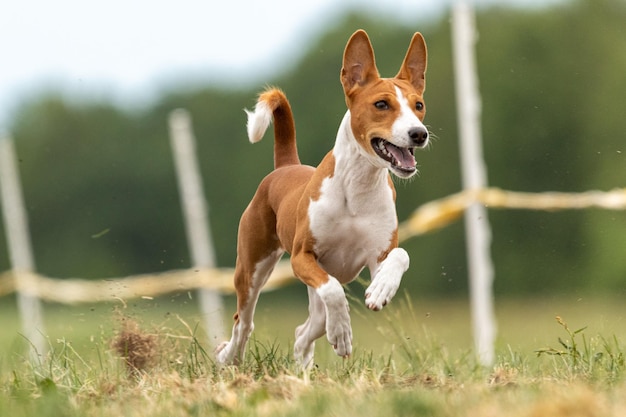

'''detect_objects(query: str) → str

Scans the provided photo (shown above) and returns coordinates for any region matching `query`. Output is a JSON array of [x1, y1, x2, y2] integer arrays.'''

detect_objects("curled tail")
[[245, 87, 300, 169]]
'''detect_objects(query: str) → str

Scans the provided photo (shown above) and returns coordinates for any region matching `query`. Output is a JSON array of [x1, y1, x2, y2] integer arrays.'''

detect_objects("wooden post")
[[452, 1, 497, 366], [168, 110, 225, 349], [0, 134, 46, 359]]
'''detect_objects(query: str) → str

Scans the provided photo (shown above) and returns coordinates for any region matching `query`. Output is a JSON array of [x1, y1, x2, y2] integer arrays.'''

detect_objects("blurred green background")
[[1, 0, 625, 302]]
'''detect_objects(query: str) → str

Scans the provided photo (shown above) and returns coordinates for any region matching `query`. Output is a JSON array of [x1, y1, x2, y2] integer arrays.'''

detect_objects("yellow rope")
[[2, 187, 625, 303]]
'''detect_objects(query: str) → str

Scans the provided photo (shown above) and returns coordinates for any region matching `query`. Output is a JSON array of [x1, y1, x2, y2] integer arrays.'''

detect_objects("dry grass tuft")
[[488, 364, 519, 387], [111, 315, 158, 374]]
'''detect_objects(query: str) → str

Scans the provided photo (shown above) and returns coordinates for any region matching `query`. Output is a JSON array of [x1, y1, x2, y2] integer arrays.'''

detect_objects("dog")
[[215, 29, 428, 368]]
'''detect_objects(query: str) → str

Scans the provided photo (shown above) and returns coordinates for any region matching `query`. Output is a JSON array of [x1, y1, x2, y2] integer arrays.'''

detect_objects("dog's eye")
[[415, 101, 424, 111], [374, 100, 389, 110]]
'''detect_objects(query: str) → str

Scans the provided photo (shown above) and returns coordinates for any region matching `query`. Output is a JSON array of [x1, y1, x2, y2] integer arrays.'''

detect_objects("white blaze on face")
[[391, 86, 428, 148]]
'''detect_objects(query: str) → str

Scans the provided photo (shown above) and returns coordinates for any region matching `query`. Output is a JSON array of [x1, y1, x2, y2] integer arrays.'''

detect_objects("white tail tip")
[[245, 101, 273, 143]]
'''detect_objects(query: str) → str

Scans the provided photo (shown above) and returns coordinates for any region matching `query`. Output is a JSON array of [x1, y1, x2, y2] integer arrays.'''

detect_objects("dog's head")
[[341, 30, 428, 179]]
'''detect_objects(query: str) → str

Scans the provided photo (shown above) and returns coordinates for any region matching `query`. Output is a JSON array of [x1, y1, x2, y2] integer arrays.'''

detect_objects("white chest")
[[307, 173, 397, 282]]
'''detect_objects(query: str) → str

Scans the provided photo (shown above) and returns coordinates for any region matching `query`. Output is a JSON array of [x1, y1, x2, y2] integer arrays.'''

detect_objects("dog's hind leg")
[[216, 245, 284, 366], [294, 286, 327, 369]]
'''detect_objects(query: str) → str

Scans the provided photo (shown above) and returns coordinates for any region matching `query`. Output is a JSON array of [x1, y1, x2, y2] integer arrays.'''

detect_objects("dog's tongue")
[[387, 143, 416, 168]]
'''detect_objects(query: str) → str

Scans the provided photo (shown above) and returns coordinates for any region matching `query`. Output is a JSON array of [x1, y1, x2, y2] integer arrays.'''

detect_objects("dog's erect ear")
[[395, 32, 428, 93], [341, 30, 380, 94]]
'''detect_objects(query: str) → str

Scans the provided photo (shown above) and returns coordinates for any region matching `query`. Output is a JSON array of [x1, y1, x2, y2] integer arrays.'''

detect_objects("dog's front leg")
[[365, 247, 410, 311], [291, 251, 352, 359], [316, 276, 352, 357]]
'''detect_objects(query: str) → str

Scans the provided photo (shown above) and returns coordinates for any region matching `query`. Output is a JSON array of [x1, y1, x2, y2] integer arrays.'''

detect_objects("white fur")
[[365, 247, 410, 311], [391, 86, 429, 148], [315, 277, 352, 358], [245, 101, 273, 143], [308, 111, 398, 282], [299, 111, 404, 362]]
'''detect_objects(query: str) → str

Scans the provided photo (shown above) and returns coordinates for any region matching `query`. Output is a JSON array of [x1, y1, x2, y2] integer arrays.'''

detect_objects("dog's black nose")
[[408, 127, 429, 146]]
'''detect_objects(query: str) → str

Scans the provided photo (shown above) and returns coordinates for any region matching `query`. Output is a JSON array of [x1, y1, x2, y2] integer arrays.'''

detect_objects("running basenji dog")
[[216, 29, 428, 368]]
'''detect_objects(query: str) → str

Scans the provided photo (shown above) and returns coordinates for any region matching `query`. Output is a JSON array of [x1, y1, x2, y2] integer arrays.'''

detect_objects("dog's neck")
[[329, 111, 392, 215]]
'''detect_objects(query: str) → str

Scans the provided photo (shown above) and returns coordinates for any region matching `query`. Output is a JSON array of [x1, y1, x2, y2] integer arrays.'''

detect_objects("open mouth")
[[371, 138, 417, 174]]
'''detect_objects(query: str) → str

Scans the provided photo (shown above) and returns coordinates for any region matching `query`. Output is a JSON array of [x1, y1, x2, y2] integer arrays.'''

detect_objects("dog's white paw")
[[215, 341, 234, 366], [365, 248, 409, 311], [365, 278, 399, 311], [316, 277, 353, 358], [326, 314, 352, 358]]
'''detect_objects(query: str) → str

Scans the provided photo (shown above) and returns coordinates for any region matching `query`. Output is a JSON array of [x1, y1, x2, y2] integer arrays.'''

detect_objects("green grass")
[[2, 292, 626, 416]]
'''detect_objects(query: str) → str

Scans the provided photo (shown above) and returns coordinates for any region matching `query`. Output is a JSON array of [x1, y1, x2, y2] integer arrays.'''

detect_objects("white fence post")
[[452, 0, 497, 366], [0, 134, 47, 359], [168, 110, 225, 350]]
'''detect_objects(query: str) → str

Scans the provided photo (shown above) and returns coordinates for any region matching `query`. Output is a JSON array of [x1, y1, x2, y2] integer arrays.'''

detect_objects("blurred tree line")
[[0, 0, 624, 297]]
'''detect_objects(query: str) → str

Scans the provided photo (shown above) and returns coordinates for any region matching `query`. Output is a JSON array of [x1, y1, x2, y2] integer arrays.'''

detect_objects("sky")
[[0, 0, 564, 131]]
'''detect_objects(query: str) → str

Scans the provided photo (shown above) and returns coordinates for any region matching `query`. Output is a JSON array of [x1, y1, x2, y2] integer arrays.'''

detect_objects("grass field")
[[1, 290, 626, 416]]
